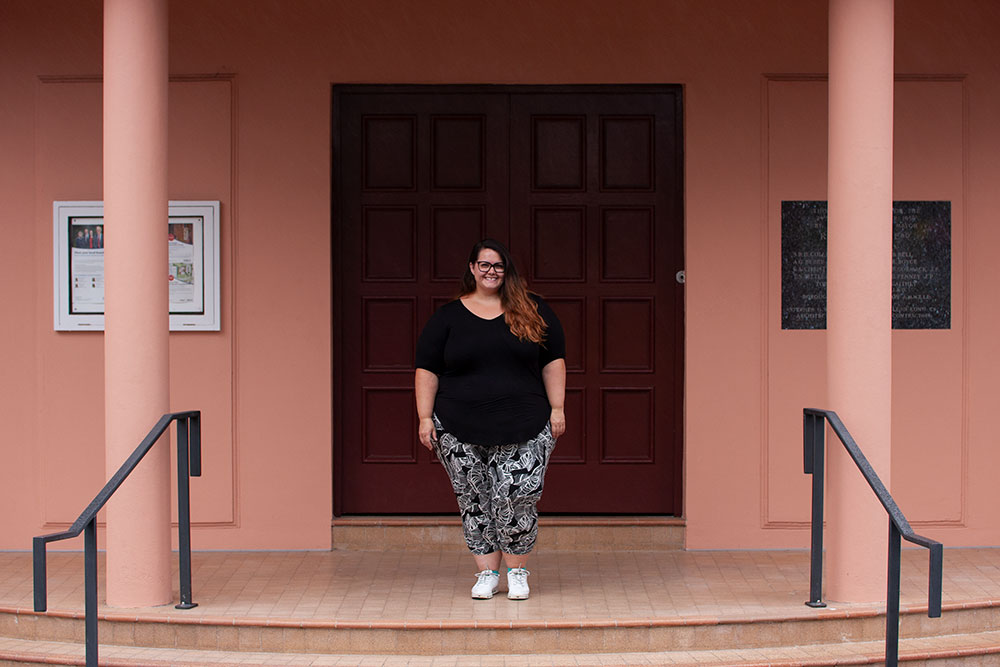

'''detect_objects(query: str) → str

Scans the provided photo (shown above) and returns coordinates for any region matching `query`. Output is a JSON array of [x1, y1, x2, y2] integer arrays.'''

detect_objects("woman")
[[415, 238, 566, 600]]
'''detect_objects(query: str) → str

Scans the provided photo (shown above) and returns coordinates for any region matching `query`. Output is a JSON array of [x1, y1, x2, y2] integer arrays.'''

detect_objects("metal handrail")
[[33, 410, 202, 667], [803, 408, 943, 667]]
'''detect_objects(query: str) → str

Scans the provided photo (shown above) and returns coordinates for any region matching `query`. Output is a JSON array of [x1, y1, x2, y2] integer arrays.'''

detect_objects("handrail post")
[[84, 518, 98, 667], [175, 416, 198, 609], [33, 536, 47, 613], [190, 411, 202, 477], [886, 520, 902, 667], [805, 412, 826, 607], [928, 543, 943, 618]]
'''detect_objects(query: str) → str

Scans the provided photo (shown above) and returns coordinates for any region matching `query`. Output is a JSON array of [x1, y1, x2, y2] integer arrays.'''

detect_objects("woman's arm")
[[415, 368, 440, 450], [542, 358, 566, 438]]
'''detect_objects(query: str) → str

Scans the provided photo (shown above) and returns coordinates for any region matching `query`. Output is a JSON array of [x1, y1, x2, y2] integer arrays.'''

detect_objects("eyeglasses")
[[475, 261, 505, 274]]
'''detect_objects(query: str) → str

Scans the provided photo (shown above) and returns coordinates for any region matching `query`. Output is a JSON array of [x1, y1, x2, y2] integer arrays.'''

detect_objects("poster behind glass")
[[69, 216, 205, 315], [68, 217, 105, 313]]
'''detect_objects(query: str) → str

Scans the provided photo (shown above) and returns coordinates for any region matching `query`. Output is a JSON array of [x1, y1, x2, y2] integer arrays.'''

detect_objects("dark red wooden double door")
[[334, 86, 683, 515]]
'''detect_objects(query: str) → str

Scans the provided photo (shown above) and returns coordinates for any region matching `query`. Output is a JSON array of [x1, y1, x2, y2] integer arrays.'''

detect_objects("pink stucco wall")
[[1, 0, 998, 551]]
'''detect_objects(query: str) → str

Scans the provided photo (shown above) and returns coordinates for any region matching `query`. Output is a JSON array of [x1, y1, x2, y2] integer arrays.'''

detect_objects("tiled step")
[[2, 631, 1000, 666], [1, 602, 996, 656], [331, 515, 685, 551], [6, 549, 998, 664]]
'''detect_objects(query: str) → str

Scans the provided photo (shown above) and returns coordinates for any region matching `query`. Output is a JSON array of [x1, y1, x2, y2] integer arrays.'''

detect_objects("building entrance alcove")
[[333, 85, 684, 515]]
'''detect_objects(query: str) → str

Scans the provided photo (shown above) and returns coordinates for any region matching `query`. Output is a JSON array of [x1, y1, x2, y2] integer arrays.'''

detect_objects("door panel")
[[335, 86, 683, 515], [337, 91, 509, 513], [509, 92, 684, 513]]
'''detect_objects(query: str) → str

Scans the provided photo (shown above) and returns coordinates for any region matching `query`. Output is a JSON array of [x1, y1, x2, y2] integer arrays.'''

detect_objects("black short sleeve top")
[[415, 294, 565, 445]]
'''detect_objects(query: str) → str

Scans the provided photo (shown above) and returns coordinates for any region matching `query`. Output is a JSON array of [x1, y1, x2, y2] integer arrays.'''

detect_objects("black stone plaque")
[[781, 201, 827, 329], [781, 200, 951, 330], [892, 201, 951, 329]]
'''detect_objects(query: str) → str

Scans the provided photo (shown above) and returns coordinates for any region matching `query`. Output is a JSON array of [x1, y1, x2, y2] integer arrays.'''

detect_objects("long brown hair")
[[459, 239, 547, 344]]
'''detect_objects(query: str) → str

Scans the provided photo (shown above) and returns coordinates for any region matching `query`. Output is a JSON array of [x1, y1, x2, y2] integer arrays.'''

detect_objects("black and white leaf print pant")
[[432, 416, 557, 556]]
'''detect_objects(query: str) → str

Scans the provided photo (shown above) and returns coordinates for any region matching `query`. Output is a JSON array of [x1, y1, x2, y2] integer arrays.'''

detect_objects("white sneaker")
[[506, 567, 530, 600], [471, 569, 500, 599]]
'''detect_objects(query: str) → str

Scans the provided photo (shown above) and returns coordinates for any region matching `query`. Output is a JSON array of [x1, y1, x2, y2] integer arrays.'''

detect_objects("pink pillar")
[[103, 0, 172, 607], [825, 0, 894, 603]]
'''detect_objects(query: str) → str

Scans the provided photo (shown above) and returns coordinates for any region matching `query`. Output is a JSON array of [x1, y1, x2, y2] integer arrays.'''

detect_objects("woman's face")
[[470, 248, 505, 292]]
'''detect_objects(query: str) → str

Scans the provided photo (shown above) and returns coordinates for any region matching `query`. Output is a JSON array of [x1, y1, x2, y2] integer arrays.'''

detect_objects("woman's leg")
[[487, 424, 557, 598], [474, 552, 502, 571], [434, 430, 505, 598], [432, 425, 499, 556], [488, 424, 556, 556], [502, 552, 528, 569]]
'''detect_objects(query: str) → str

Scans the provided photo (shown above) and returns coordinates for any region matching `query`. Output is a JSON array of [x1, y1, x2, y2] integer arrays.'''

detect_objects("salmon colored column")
[[825, 0, 894, 603], [103, 0, 172, 607]]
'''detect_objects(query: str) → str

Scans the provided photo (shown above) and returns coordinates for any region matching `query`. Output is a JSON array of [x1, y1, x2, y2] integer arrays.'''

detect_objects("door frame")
[[331, 83, 685, 517]]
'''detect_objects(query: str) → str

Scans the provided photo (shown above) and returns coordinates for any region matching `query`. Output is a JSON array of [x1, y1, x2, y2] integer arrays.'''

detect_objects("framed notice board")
[[53, 200, 221, 331]]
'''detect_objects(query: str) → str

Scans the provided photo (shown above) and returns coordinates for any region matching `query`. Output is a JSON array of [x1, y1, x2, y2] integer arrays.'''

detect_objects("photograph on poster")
[[166, 219, 202, 313], [68, 217, 105, 314], [54, 201, 221, 331]]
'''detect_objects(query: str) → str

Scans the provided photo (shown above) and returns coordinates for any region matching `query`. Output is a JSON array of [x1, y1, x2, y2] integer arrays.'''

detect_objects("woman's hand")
[[418, 417, 438, 451], [549, 407, 566, 439], [542, 359, 567, 439], [415, 369, 440, 451]]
